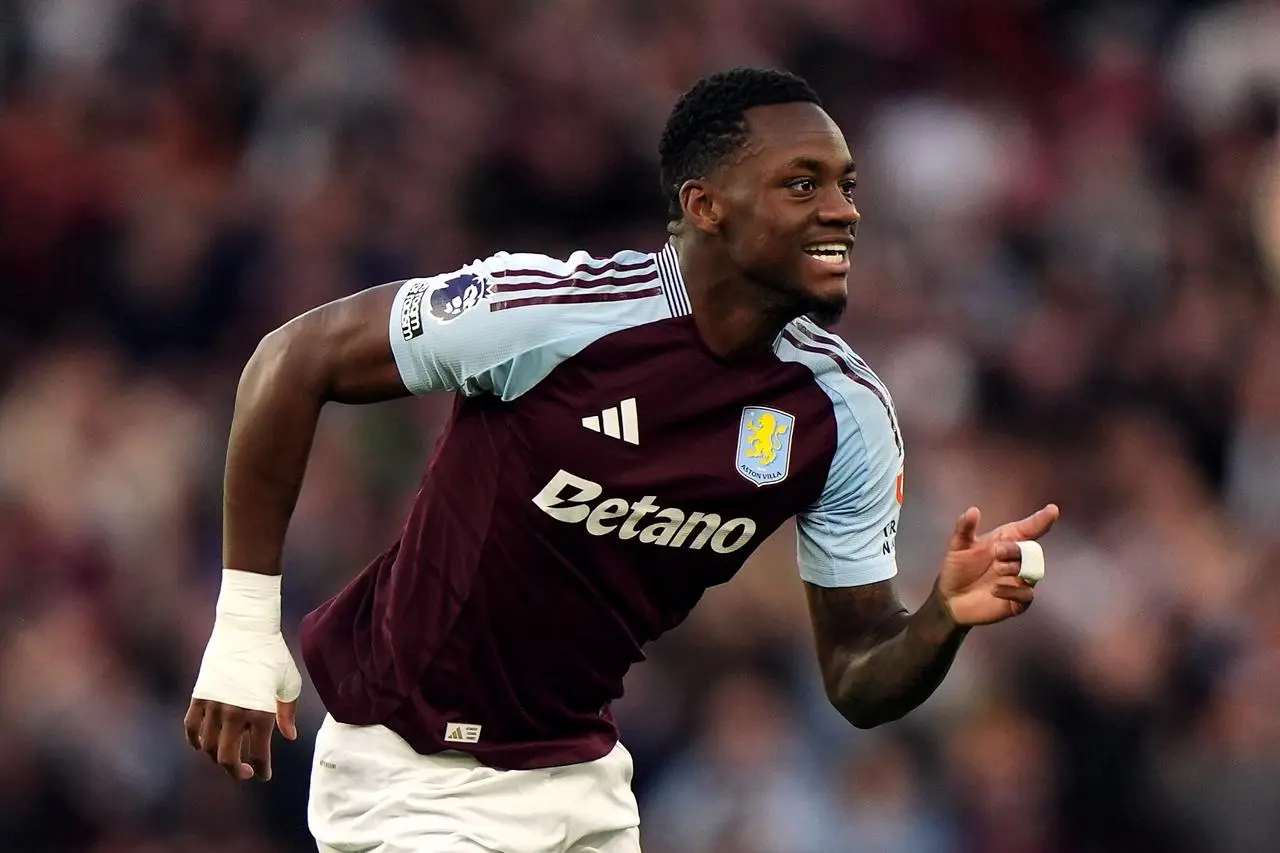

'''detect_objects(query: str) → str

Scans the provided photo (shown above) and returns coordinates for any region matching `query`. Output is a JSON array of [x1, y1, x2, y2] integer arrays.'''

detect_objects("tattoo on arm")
[[806, 580, 968, 728]]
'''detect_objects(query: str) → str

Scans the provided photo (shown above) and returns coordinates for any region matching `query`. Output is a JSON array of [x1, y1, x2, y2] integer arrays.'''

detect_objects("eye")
[[788, 177, 817, 193], [839, 179, 857, 199]]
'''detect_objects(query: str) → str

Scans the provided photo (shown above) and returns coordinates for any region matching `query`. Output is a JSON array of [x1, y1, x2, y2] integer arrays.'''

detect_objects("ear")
[[679, 180, 724, 236]]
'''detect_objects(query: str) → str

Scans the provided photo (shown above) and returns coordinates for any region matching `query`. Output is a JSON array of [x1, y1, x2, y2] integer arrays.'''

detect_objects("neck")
[[671, 234, 793, 362]]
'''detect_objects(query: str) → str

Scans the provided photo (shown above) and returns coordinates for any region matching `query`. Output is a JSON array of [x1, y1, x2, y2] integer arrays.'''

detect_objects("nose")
[[819, 191, 859, 230]]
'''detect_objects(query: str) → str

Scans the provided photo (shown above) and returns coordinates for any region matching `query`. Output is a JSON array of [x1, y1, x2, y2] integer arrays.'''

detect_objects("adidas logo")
[[443, 722, 482, 744], [581, 398, 639, 445]]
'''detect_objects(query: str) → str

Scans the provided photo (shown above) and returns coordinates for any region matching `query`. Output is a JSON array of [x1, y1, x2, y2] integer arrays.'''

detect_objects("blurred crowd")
[[2, 0, 1280, 851]]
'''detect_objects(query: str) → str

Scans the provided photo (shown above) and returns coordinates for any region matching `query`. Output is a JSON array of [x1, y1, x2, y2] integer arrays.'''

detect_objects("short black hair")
[[659, 67, 822, 224]]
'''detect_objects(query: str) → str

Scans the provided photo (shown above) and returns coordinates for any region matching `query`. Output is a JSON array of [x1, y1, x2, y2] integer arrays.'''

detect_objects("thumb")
[[276, 658, 302, 741], [276, 698, 298, 741], [948, 507, 981, 552]]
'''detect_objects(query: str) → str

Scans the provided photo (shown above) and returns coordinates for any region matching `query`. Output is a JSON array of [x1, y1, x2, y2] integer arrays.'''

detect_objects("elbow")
[[835, 699, 879, 730], [823, 664, 902, 730], [241, 327, 296, 395], [827, 692, 897, 730], [244, 313, 329, 397], [256, 309, 320, 365]]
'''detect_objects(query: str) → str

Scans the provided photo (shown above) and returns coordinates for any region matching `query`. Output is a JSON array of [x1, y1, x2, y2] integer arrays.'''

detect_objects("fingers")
[[245, 716, 274, 781], [997, 539, 1025, 562], [991, 578, 1035, 608], [184, 700, 206, 750], [992, 559, 1022, 577], [187, 702, 278, 781], [276, 698, 299, 741], [948, 507, 982, 552], [1007, 503, 1061, 542], [198, 704, 220, 758], [216, 711, 253, 780]]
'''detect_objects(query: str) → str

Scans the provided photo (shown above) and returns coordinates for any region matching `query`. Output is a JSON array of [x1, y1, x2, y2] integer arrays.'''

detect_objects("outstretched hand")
[[936, 504, 1060, 626]]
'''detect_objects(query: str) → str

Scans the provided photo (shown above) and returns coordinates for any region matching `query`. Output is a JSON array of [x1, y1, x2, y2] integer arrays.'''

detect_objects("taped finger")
[[1016, 541, 1045, 586]]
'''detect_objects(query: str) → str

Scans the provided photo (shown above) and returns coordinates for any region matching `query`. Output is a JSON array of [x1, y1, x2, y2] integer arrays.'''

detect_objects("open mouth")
[[803, 243, 850, 266]]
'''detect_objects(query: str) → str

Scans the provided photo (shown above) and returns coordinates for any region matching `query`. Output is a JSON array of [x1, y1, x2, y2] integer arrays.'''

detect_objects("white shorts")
[[308, 715, 641, 853]]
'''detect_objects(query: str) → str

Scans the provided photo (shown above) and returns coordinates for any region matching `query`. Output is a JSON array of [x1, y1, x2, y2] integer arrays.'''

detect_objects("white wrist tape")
[[191, 570, 302, 714], [1016, 541, 1046, 586]]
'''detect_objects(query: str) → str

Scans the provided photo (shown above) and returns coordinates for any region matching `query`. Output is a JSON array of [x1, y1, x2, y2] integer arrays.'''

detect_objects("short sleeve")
[[389, 249, 668, 401], [796, 385, 904, 588]]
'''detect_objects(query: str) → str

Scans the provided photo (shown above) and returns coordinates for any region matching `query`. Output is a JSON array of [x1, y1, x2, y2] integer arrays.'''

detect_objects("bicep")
[[276, 281, 410, 405]]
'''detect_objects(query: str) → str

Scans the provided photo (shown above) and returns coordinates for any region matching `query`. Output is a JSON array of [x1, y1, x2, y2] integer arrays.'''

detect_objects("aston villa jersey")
[[300, 242, 905, 770]]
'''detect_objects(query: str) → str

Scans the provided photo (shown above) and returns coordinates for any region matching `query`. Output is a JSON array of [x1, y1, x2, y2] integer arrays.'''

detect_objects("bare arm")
[[805, 579, 966, 729], [806, 505, 1058, 729], [223, 281, 409, 576]]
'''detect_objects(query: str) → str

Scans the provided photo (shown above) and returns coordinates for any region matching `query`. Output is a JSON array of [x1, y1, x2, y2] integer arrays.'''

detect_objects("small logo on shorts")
[[444, 722, 482, 744]]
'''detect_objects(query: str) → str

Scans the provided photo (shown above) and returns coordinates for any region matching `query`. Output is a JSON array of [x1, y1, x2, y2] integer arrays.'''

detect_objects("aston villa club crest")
[[735, 407, 795, 487]]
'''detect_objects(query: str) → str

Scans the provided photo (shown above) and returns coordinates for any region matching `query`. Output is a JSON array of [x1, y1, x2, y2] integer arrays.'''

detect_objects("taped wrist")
[[214, 569, 283, 633], [191, 570, 301, 713]]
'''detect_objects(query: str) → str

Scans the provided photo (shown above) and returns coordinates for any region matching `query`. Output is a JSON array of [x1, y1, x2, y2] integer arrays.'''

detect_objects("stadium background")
[[1, 0, 1279, 851]]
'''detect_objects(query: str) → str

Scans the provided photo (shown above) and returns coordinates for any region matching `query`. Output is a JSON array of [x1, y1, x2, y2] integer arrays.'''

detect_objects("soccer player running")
[[185, 68, 1058, 853]]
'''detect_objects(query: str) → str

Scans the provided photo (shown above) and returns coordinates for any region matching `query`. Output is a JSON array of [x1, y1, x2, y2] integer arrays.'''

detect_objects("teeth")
[[804, 243, 848, 264]]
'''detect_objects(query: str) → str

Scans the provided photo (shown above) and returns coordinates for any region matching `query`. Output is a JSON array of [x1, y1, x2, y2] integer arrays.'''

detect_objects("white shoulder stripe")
[[779, 323, 902, 454], [794, 318, 890, 398], [485, 251, 665, 313], [656, 242, 691, 317], [479, 245, 691, 318]]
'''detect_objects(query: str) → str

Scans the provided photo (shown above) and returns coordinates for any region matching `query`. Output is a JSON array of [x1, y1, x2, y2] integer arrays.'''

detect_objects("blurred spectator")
[[1, 1, 1278, 851]]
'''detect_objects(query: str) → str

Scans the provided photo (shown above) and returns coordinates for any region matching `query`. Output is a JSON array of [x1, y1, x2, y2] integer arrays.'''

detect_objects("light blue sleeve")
[[388, 249, 667, 401], [796, 378, 905, 588]]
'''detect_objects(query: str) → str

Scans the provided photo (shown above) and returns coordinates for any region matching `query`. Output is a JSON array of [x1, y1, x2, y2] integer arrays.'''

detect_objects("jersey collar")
[[656, 241, 692, 318]]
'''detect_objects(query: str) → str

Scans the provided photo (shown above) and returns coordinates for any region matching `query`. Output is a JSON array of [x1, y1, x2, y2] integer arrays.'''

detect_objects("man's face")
[[708, 102, 860, 322]]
